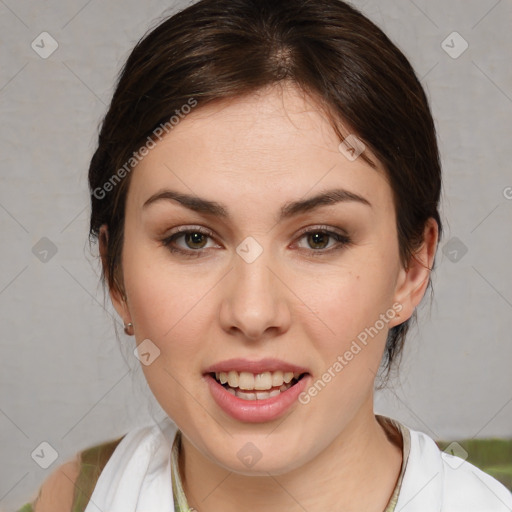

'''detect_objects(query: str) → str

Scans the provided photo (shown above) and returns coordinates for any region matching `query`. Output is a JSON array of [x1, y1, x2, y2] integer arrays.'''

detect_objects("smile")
[[211, 370, 306, 400]]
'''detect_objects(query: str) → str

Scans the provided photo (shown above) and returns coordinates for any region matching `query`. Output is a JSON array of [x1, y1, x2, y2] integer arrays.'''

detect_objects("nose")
[[219, 245, 292, 341]]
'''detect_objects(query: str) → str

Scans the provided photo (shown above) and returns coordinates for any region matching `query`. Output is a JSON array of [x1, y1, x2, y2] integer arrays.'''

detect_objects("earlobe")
[[98, 224, 133, 329], [391, 218, 439, 327]]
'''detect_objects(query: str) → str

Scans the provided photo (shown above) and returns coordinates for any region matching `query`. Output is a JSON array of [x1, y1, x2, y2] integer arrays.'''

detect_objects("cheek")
[[122, 244, 218, 362], [294, 251, 400, 397], [122, 247, 219, 423], [302, 262, 396, 342], [294, 267, 397, 422]]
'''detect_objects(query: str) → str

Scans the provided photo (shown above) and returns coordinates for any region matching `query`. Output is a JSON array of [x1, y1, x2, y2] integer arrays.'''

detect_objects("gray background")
[[1, 0, 511, 509]]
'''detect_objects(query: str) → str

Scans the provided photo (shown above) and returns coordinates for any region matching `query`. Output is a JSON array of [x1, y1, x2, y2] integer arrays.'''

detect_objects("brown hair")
[[88, 0, 443, 378]]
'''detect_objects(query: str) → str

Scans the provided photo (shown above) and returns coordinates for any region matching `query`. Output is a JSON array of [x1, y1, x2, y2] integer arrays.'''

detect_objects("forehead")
[[127, 83, 393, 216]]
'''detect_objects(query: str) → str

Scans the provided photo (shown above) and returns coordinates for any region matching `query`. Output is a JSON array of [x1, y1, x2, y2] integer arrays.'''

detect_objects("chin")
[[201, 433, 311, 477]]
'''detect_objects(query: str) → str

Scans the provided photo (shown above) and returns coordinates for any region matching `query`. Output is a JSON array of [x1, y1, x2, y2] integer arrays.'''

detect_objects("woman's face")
[[109, 83, 429, 474]]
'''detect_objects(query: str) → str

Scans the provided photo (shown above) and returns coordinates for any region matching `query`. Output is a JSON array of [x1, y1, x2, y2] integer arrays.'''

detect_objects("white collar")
[[83, 415, 512, 512], [84, 416, 178, 512]]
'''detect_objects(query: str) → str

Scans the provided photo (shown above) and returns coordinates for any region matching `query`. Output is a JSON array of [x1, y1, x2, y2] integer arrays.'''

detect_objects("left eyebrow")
[[279, 188, 372, 219], [142, 187, 372, 220]]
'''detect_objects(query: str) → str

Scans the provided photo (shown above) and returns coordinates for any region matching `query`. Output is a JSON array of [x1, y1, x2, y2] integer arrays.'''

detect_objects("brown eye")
[[161, 226, 217, 257], [306, 232, 331, 250], [295, 227, 352, 255], [183, 232, 208, 249]]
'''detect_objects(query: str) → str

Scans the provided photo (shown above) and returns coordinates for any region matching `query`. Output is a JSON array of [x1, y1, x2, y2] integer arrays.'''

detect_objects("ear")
[[99, 224, 132, 325], [389, 218, 439, 327]]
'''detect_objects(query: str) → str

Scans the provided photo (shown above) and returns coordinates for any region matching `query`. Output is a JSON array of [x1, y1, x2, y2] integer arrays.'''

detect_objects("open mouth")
[[209, 370, 308, 401]]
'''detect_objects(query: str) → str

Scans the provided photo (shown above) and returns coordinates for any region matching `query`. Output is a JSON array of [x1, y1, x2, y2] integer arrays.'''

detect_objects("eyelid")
[[165, 224, 217, 239], [293, 223, 349, 239]]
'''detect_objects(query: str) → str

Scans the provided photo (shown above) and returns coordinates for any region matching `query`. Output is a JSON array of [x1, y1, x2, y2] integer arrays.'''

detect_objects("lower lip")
[[204, 373, 310, 423]]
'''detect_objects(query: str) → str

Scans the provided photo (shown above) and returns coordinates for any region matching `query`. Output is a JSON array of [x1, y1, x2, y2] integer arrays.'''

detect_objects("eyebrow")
[[142, 187, 372, 221]]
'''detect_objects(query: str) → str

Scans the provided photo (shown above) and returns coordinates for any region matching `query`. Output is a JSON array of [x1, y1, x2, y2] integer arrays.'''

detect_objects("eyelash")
[[161, 225, 352, 258]]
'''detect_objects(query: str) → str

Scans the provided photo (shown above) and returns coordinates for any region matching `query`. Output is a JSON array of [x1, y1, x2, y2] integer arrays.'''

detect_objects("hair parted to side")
[[88, 0, 443, 380]]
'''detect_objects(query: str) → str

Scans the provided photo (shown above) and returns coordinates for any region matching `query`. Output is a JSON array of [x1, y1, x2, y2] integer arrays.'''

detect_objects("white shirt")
[[83, 415, 512, 512]]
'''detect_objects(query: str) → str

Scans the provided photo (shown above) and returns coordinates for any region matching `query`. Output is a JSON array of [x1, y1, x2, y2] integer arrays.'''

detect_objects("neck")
[[179, 403, 403, 512]]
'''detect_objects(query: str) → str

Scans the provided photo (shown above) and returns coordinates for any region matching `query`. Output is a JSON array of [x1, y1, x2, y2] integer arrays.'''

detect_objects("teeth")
[[237, 390, 256, 400], [232, 382, 294, 400], [254, 371, 272, 390], [227, 370, 238, 388], [214, 370, 303, 392], [283, 372, 294, 384], [238, 372, 255, 390], [271, 371, 283, 387]]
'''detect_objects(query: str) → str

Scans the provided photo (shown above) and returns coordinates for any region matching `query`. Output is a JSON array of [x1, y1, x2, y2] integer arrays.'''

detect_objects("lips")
[[203, 357, 310, 375], [202, 358, 311, 422]]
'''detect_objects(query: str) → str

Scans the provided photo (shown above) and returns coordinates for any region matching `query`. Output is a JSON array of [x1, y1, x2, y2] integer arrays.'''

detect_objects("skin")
[[102, 82, 438, 512]]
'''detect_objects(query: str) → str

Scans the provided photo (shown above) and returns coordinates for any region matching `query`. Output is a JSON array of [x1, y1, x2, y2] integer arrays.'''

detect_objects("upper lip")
[[203, 357, 310, 375]]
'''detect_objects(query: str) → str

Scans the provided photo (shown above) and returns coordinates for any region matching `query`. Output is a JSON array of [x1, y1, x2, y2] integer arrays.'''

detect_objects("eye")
[[161, 224, 352, 258], [161, 226, 218, 257], [294, 226, 352, 255]]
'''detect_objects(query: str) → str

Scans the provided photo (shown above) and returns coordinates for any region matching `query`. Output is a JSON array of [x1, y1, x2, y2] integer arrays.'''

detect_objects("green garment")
[[16, 434, 125, 512], [15, 505, 34, 512]]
